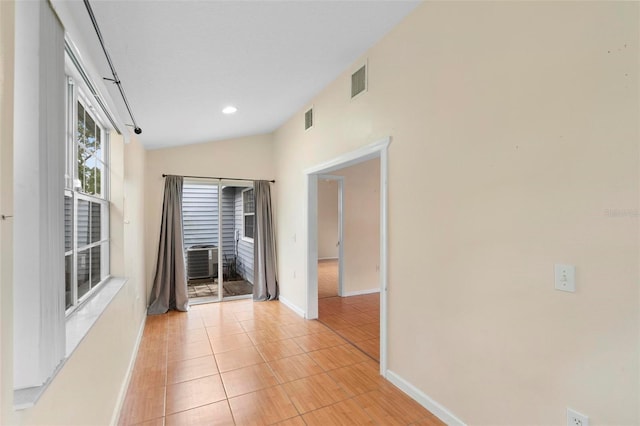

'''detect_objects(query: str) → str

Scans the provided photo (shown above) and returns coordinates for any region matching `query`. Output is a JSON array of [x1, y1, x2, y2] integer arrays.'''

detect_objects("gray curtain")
[[253, 181, 278, 301], [148, 175, 189, 314]]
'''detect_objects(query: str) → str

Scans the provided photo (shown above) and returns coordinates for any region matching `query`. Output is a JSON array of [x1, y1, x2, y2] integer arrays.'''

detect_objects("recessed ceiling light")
[[222, 106, 237, 114]]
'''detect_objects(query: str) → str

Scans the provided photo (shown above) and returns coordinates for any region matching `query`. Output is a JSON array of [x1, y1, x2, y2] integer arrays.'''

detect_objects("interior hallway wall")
[[317, 179, 338, 260], [273, 2, 639, 424], [334, 158, 380, 295], [0, 0, 16, 422]]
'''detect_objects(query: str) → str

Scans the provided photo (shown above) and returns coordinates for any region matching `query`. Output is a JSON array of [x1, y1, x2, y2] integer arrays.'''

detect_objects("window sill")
[[14, 276, 128, 410]]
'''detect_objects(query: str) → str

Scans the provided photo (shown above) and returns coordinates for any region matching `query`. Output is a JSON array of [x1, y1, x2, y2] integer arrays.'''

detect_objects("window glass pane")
[[79, 160, 97, 195], [90, 202, 101, 243], [90, 245, 101, 286], [95, 161, 102, 198], [65, 255, 73, 309], [77, 102, 101, 196], [77, 154, 87, 193], [67, 89, 110, 311], [85, 111, 96, 155], [65, 194, 73, 252], [95, 126, 102, 160], [77, 102, 86, 147], [245, 214, 254, 239], [77, 249, 90, 299], [77, 199, 90, 247], [243, 189, 255, 214], [77, 102, 89, 193]]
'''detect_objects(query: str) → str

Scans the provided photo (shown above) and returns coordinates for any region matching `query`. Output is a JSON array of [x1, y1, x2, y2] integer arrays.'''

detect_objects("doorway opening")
[[182, 179, 255, 304], [316, 162, 380, 362], [305, 137, 390, 376], [317, 175, 343, 299]]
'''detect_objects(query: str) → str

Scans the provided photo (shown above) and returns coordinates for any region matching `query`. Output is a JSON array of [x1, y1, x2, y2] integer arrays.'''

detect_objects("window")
[[242, 188, 255, 240], [64, 80, 110, 312]]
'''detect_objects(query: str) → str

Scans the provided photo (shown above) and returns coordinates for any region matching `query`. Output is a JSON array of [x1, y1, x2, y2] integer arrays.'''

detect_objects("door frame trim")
[[304, 136, 391, 376]]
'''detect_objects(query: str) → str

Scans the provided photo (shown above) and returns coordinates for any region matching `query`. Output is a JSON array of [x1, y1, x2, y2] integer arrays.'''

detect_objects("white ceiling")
[[62, 0, 420, 150]]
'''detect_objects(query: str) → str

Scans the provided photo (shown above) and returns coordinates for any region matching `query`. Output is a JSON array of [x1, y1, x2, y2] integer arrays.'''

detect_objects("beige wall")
[[335, 158, 380, 295], [317, 179, 338, 259], [274, 2, 639, 424], [144, 134, 275, 298], [0, 0, 15, 422]]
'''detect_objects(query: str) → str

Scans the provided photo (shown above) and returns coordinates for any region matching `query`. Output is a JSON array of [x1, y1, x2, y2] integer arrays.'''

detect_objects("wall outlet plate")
[[555, 264, 576, 292], [567, 408, 589, 426]]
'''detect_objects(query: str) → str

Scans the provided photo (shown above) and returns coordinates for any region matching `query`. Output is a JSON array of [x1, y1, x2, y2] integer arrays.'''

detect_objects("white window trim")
[[66, 192, 111, 316], [15, 277, 127, 409], [64, 73, 112, 316], [241, 187, 255, 242]]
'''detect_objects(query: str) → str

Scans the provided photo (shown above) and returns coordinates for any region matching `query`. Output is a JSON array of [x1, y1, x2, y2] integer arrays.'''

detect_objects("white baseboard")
[[342, 288, 380, 297], [110, 313, 147, 425], [386, 370, 466, 426], [279, 296, 306, 318]]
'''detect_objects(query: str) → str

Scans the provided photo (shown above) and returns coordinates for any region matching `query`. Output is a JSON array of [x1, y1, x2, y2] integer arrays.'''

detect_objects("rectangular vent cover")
[[351, 65, 367, 98], [305, 108, 313, 130]]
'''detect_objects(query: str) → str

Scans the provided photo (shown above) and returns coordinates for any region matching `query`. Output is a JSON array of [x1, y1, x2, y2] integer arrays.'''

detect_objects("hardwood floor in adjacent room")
[[318, 259, 339, 299], [317, 258, 380, 361], [318, 294, 380, 362], [118, 299, 443, 426]]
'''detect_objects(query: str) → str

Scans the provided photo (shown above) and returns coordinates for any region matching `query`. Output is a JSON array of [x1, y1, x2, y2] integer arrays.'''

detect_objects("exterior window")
[[77, 102, 105, 196], [242, 188, 255, 240], [65, 83, 110, 312]]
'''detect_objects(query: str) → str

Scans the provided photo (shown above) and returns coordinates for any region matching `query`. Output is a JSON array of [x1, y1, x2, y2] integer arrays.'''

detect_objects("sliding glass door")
[[182, 178, 254, 303]]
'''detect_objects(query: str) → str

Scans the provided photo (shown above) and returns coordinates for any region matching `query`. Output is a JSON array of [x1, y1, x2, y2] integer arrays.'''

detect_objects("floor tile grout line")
[[122, 296, 414, 426]]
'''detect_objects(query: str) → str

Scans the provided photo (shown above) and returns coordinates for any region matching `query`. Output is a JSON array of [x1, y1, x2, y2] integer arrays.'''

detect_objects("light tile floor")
[[118, 299, 443, 425]]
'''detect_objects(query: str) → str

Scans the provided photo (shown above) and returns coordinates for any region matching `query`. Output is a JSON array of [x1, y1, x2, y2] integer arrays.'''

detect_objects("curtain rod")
[[162, 174, 275, 183], [83, 0, 142, 135]]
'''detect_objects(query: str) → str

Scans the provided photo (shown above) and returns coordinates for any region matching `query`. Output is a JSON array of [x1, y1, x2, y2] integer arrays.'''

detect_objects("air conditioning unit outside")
[[186, 245, 218, 283]]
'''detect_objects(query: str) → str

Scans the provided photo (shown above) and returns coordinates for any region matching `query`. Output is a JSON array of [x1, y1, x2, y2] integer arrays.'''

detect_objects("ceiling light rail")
[[162, 174, 275, 183], [83, 0, 142, 135]]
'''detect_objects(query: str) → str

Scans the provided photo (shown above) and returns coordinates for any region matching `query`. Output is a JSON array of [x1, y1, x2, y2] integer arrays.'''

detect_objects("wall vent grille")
[[305, 108, 313, 130], [351, 65, 367, 98]]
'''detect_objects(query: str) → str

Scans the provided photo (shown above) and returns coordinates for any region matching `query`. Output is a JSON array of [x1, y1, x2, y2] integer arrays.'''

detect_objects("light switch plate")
[[555, 264, 576, 292]]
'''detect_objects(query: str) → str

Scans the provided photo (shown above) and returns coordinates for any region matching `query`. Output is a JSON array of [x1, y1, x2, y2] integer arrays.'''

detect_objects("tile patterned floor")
[[118, 299, 443, 425]]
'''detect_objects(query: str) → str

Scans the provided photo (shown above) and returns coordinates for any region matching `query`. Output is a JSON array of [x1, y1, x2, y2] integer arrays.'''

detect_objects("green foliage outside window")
[[77, 102, 103, 196]]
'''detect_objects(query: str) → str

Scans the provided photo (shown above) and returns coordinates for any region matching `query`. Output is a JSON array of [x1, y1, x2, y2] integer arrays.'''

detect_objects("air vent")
[[351, 65, 367, 98], [305, 108, 313, 130]]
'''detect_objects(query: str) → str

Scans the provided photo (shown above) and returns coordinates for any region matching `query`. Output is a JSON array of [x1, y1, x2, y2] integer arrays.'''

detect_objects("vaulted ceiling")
[[59, 0, 420, 149]]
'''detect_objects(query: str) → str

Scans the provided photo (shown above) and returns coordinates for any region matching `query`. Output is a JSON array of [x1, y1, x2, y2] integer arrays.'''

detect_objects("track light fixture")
[[84, 0, 143, 136]]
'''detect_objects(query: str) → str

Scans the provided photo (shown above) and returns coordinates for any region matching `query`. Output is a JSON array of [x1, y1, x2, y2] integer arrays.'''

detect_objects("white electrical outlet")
[[555, 264, 576, 292], [567, 408, 589, 426]]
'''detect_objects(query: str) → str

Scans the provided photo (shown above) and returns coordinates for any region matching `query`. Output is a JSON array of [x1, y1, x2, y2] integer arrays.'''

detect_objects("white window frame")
[[242, 187, 255, 242], [64, 73, 111, 316]]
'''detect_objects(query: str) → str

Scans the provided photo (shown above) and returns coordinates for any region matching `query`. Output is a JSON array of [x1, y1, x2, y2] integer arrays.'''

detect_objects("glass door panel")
[[182, 179, 220, 303], [219, 181, 254, 299]]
